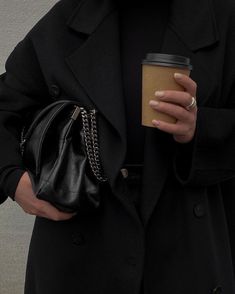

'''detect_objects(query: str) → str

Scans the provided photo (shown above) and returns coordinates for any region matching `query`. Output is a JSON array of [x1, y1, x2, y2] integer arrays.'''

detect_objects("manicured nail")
[[174, 73, 183, 79], [149, 100, 159, 106], [152, 120, 160, 127], [155, 91, 164, 97]]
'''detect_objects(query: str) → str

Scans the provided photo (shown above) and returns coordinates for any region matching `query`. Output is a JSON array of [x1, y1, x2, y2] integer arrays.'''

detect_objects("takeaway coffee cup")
[[142, 53, 193, 127]]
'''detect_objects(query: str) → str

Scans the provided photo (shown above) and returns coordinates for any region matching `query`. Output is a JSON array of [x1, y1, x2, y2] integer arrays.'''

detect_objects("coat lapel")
[[139, 130, 172, 227], [65, 0, 143, 224], [66, 0, 127, 184], [66, 0, 125, 140]]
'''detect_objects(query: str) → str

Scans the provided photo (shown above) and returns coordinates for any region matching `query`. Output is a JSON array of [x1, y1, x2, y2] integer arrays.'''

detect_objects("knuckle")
[[178, 107, 186, 117]]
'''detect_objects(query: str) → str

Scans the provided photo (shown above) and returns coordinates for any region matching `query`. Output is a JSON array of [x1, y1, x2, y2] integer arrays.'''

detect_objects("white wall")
[[0, 1, 58, 293]]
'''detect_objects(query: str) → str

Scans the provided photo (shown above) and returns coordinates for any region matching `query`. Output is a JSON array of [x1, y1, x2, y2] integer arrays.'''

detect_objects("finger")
[[155, 90, 194, 108], [149, 100, 194, 122], [35, 199, 77, 221], [174, 73, 197, 96], [152, 119, 192, 136]]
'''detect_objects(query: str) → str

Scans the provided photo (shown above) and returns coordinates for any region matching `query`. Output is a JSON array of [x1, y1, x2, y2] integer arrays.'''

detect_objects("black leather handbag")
[[20, 100, 107, 213]]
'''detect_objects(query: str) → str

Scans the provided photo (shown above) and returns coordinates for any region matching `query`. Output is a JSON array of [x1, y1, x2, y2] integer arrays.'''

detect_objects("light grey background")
[[0, 1, 58, 293]]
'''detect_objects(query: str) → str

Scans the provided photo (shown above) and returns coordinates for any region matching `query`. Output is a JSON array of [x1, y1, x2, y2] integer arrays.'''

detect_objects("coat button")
[[193, 203, 206, 218], [49, 84, 61, 98], [120, 168, 128, 179], [212, 286, 222, 294], [72, 232, 85, 246]]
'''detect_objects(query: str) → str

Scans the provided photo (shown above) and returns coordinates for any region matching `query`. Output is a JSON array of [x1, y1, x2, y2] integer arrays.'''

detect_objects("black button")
[[50, 84, 61, 98], [193, 203, 206, 218], [72, 232, 85, 246], [126, 256, 136, 266], [212, 286, 222, 294]]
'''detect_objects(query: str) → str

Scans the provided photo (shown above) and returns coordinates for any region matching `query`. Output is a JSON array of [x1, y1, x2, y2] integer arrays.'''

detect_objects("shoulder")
[[26, 0, 83, 38], [5, 0, 84, 79], [209, 0, 235, 44], [212, 0, 235, 22]]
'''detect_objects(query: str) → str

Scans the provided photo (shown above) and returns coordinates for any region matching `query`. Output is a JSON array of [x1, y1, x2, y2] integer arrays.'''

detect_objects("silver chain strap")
[[80, 107, 108, 182], [20, 126, 26, 156]]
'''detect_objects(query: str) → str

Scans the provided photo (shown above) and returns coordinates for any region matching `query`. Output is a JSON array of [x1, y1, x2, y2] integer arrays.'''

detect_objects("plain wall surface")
[[0, 1, 58, 293]]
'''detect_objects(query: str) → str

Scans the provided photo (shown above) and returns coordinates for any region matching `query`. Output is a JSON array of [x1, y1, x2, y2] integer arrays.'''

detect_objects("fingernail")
[[152, 120, 160, 127], [149, 100, 159, 106], [174, 73, 183, 79], [155, 91, 164, 97]]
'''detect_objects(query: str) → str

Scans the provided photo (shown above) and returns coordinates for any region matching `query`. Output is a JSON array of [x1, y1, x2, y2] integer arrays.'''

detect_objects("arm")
[[0, 36, 76, 221], [0, 36, 49, 204], [150, 73, 235, 187]]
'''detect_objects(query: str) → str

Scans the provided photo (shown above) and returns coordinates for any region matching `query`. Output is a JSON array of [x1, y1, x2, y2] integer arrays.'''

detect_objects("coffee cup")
[[142, 53, 192, 127]]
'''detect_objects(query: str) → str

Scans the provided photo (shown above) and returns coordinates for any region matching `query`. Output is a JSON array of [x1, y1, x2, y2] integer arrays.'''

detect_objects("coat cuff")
[[0, 167, 26, 203]]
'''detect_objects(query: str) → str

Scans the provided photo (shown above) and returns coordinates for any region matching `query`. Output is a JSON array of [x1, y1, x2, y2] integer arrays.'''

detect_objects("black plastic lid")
[[142, 53, 193, 70]]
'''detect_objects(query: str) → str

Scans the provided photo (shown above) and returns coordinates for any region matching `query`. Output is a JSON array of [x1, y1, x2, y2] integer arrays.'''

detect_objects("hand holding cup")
[[142, 53, 197, 143], [150, 73, 197, 143]]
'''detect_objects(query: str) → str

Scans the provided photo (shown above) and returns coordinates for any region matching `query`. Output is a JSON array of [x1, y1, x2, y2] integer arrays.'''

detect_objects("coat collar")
[[67, 0, 116, 35], [169, 0, 219, 51], [67, 0, 219, 51]]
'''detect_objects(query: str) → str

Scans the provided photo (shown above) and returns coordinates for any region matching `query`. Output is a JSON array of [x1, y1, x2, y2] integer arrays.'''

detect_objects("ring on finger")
[[185, 97, 197, 111]]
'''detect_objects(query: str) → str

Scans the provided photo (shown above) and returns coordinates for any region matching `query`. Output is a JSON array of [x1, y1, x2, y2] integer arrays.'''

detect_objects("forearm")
[[0, 36, 49, 204]]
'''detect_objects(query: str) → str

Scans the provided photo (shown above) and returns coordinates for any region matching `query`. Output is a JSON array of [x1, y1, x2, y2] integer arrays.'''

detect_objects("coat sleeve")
[[221, 178, 235, 274], [174, 2, 235, 187], [174, 105, 235, 187], [0, 35, 49, 204]]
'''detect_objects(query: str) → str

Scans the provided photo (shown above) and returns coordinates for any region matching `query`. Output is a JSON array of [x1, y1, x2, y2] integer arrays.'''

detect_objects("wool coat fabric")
[[0, 0, 235, 293]]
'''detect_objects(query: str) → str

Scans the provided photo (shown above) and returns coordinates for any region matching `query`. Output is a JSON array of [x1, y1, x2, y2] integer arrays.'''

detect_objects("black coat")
[[0, 0, 235, 293]]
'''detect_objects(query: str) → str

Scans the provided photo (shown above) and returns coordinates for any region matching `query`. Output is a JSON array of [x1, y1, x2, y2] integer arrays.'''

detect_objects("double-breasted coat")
[[1, 0, 235, 293]]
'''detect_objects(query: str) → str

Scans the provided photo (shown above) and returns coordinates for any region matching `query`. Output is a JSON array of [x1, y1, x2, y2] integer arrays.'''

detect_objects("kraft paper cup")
[[142, 53, 192, 127]]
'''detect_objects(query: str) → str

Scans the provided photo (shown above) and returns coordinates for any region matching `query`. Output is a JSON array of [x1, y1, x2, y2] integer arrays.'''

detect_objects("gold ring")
[[186, 97, 197, 111]]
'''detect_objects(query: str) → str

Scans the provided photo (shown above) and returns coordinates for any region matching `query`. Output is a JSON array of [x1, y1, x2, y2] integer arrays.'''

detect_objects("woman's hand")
[[149, 73, 197, 143], [14, 171, 76, 221]]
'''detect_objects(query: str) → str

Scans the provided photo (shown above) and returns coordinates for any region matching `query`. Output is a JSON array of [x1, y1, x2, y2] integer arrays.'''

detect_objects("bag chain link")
[[20, 126, 26, 156], [80, 107, 108, 182]]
